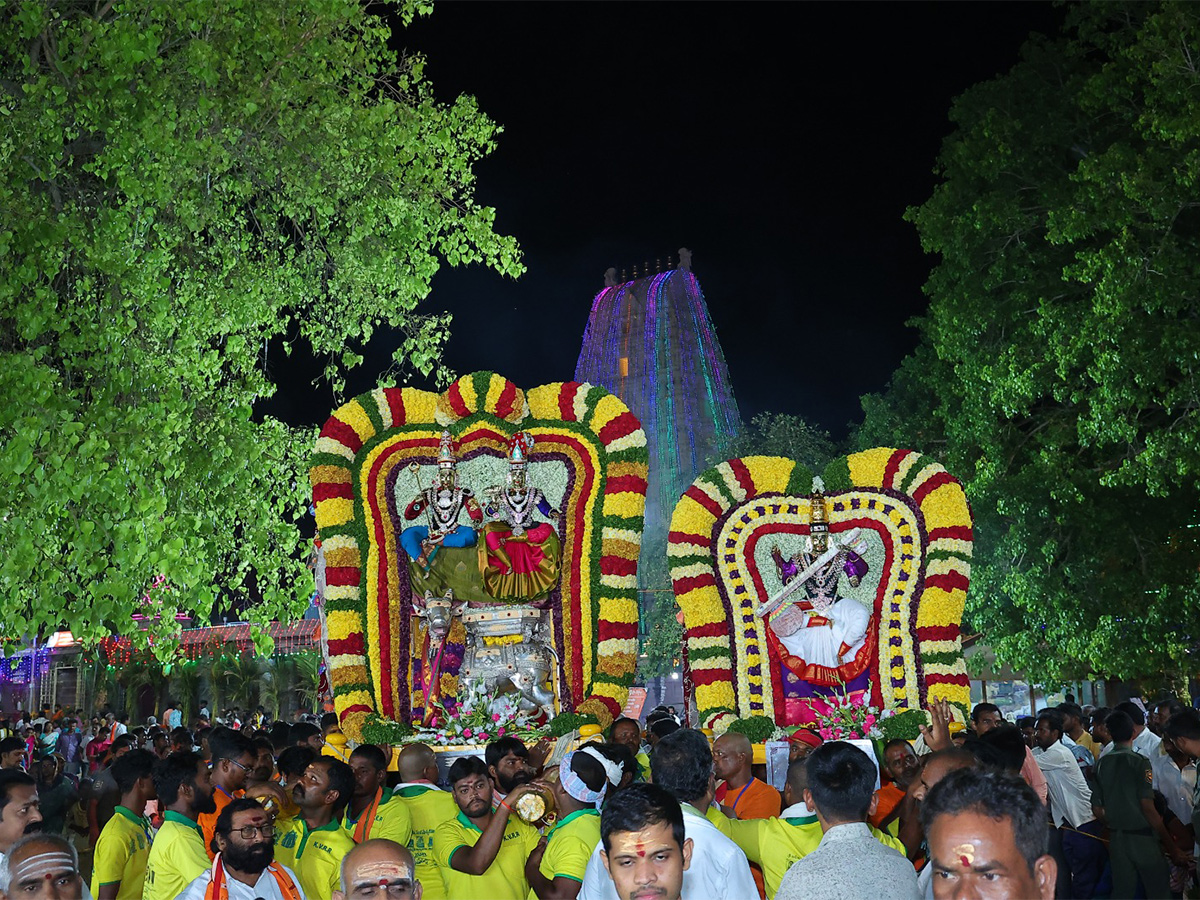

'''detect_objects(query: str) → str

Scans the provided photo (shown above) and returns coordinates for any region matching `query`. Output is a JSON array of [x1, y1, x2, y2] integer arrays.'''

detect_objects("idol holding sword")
[[755, 479, 872, 677]]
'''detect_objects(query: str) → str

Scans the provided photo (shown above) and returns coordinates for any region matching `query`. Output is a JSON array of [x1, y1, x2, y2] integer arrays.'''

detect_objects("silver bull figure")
[[458, 605, 558, 721]]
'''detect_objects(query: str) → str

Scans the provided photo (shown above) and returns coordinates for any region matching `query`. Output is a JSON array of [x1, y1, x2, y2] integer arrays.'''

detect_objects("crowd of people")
[[0, 697, 1196, 899]]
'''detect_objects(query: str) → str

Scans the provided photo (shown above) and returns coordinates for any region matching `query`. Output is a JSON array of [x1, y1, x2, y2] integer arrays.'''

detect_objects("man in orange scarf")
[[178, 798, 304, 900]]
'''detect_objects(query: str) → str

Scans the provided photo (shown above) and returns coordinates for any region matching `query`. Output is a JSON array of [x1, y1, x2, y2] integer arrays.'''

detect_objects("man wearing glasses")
[[199, 728, 258, 859], [179, 798, 306, 899], [334, 839, 421, 900]]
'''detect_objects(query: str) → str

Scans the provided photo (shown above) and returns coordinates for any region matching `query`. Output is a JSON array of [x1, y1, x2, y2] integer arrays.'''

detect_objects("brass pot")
[[513, 784, 556, 825]]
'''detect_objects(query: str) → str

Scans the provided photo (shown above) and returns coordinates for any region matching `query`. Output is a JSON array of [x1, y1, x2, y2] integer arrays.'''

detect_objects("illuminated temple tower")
[[574, 249, 742, 569]]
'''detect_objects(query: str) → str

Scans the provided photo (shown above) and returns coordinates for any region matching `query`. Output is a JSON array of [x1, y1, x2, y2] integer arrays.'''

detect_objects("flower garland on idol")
[[310, 372, 647, 741], [670, 449, 973, 734]]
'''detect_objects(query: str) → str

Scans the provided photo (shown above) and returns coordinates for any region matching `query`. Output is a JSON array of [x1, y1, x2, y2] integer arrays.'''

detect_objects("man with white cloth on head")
[[526, 747, 615, 898], [577, 729, 756, 900]]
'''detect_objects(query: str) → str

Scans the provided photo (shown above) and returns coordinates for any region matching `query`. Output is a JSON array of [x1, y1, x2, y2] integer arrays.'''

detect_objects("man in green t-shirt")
[[396, 743, 459, 900], [1092, 710, 1189, 898]]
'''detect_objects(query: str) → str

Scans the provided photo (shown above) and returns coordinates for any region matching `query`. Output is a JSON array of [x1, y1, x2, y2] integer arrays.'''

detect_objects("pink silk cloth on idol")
[[479, 521, 561, 601]]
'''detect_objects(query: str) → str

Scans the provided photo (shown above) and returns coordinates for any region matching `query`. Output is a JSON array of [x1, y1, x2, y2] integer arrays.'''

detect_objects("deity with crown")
[[479, 431, 562, 601], [399, 431, 483, 570], [764, 479, 872, 691]]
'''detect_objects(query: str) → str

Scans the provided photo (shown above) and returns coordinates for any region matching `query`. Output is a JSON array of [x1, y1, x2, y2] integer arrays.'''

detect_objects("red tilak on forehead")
[[635, 842, 646, 858]]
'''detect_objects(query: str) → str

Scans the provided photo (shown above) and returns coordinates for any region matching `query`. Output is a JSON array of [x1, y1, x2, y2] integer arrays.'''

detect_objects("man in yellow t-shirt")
[[526, 748, 606, 899], [714, 756, 906, 899], [395, 743, 459, 900], [434, 755, 540, 900], [275, 756, 356, 899], [92, 749, 156, 900], [344, 745, 411, 844], [143, 751, 217, 900]]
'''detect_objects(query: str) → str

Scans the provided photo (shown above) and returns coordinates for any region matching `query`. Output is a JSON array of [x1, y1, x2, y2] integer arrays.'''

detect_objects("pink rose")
[[498, 727, 506, 736], [493, 713, 501, 722], [462, 728, 472, 738], [478, 732, 489, 741], [863, 715, 876, 727]]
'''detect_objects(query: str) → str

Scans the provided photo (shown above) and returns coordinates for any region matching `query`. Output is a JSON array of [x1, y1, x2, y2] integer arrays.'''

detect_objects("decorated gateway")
[[669, 449, 973, 734], [310, 372, 648, 740]]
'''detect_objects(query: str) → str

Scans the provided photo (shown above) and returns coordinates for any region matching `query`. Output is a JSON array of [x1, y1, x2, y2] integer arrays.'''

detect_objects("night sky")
[[269, 2, 1066, 440]]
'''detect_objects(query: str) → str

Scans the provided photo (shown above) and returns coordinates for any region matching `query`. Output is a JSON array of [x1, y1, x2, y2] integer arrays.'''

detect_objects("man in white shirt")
[[775, 741, 917, 900], [578, 729, 756, 900], [1033, 710, 1104, 899], [1090, 707, 1114, 760], [1149, 735, 1197, 826], [179, 798, 305, 900], [1116, 701, 1162, 759]]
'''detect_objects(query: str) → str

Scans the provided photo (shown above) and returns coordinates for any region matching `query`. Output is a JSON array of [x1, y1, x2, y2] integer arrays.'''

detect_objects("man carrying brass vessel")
[[433, 756, 539, 900], [526, 749, 610, 899]]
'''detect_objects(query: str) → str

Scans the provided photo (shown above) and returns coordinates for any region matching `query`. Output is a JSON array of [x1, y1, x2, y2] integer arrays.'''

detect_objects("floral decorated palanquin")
[[310, 372, 647, 740], [669, 449, 973, 734]]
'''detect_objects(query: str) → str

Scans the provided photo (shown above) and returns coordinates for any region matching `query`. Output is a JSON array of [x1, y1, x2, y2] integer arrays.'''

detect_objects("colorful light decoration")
[[575, 263, 741, 557], [0, 649, 48, 685], [100, 621, 320, 666]]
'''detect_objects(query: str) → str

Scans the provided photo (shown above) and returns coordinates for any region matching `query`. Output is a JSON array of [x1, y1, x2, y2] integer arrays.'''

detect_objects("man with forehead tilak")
[[0, 833, 89, 900], [333, 839, 422, 900], [600, 783, 691, 900]]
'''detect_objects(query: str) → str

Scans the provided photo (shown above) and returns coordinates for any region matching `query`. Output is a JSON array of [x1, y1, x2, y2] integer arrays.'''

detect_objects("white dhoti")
[[774, 598, 871, 668]]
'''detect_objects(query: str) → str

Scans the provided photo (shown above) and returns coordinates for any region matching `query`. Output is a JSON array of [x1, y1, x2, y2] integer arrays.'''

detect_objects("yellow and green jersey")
[[91, 805, 152, 900], [342, 786, 412, 845], [276, 814, 356, 900], [396, 783, 458, 900], [531, 807, 600, 897], [143, 811, 209, 900], [433, 810, 539, 900]]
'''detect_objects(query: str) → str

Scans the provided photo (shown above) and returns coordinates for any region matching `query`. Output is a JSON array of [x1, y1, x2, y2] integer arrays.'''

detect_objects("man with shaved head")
[[714, 732, 779, 820], [713, 730, 780, 897], [395, 744, 456, 900], [334, 838, 421, 900]]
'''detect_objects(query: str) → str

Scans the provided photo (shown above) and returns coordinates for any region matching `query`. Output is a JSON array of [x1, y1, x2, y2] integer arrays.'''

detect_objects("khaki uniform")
[[1093, 746, 1170, 899]]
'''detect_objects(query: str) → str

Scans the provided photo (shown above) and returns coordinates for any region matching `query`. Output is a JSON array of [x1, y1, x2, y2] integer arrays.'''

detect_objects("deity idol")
[[479, 431, 562, 601], [399, 431, 482, 569], [765, 481, 871, 689]]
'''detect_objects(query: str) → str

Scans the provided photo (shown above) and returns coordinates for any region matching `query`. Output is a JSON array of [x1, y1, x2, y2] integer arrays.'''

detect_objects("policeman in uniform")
[[1092, 710, 1189, 898]]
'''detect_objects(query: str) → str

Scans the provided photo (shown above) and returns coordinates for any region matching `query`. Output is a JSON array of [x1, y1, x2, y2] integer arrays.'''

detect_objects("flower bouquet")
[[407, 678, 547, 747], [810, 691, 897, 742]]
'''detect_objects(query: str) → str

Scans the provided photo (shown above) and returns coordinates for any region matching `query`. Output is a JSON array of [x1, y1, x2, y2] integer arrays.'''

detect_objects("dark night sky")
[[269, 2, 1066, 440]]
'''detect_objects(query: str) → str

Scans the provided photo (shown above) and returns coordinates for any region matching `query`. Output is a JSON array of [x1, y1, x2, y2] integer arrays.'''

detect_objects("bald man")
[[713, 733, 780, 819], [713, 731, 779, 899], [395, 744, 457, 900], [334, 838, 421, 900]]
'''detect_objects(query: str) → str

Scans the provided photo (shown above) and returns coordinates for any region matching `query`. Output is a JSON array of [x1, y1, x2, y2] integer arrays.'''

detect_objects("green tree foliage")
[[862, 1, 1200, 686], [0, 1, 522, 653], [730, 412, 840, 473]]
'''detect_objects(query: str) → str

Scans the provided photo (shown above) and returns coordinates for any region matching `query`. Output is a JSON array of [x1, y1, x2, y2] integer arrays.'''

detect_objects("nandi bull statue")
[[413, 589, 465, 725], [414, 590, 559, 722], [460, 604, 558, 722]]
